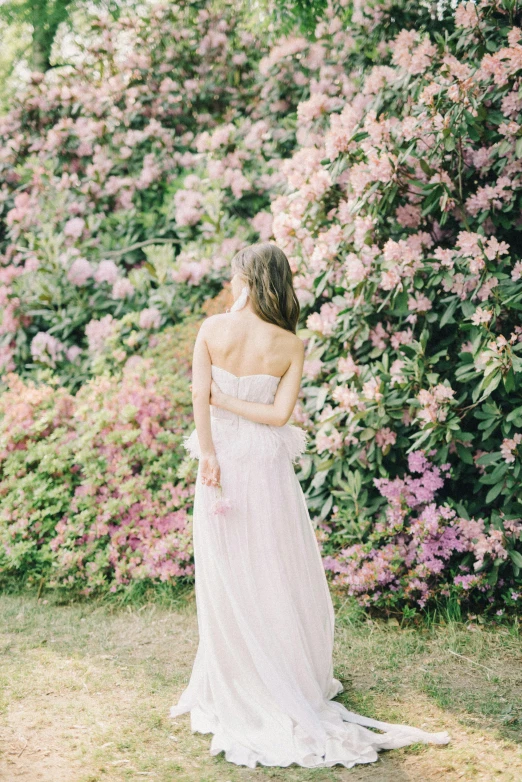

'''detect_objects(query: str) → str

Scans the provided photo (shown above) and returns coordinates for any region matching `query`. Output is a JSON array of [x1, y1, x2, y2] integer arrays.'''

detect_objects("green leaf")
[[509, 549, 522, 568], [315, 270, 330, 298], [456, 442, 474, 464], [455, 502, 469, 520], [419, 158, 434, 176], [476, 452, 501, 466], [503, 368, 515, 392], [319, 494, 333, 521], [440, 299, 458, 327], [461, 300, 475, 317], [506, 405, 522, 423], [486, 482, 504, 503], [315, 387, 328, 412], [475, 372, 502, 402]]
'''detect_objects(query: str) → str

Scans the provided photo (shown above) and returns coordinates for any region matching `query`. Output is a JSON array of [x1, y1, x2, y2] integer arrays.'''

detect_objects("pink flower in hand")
[[210, 493, 233, 519]]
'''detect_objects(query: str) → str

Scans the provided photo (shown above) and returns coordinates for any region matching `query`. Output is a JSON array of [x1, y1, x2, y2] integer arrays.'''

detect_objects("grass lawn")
[[0, 589, 520, 781]]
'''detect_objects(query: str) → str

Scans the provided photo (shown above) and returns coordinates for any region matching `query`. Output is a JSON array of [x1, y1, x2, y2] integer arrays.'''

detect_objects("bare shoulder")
[[197, 313, 228, 338], [286, 332, 304, 358], [278, 330, 304, 372], [278, 327, 304, 351]]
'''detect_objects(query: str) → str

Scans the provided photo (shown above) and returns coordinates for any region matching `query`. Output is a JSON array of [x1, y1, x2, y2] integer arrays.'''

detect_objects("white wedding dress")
[[169, 364, 450, 769]]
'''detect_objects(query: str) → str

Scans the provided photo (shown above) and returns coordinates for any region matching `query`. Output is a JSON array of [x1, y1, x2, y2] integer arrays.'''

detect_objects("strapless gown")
[[169, 364, 450, 769]]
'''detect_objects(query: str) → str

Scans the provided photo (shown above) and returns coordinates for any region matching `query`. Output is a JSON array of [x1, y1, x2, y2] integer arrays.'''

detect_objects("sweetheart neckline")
[[211, 364, 282, 381]]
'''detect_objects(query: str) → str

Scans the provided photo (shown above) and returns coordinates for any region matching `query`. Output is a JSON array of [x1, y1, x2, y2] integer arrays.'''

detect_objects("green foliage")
[[0, 319, 201, 596]]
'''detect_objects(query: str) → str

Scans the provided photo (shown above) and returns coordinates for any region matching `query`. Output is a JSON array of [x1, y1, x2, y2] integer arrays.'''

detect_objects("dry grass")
[[0, 590, 520, 782]]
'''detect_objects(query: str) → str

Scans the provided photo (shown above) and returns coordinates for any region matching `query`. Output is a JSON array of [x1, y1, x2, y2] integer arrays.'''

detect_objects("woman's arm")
[[190, 320, 221, 487], [210, 339, 304, 427]]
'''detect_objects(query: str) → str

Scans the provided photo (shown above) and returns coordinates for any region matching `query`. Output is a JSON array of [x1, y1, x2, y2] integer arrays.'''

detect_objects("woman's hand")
[[210, 379, 226, 408], [201, 452, 221, 487]]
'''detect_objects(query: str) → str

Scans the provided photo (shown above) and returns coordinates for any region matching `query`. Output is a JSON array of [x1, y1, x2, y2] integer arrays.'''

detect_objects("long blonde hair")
[[231, 242, 300, 334]]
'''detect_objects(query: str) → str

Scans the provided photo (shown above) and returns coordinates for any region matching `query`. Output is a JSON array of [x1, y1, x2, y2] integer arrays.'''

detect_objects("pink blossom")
[[111, 278, 135, 299], [332, 385, 364, 411], [316, 428, 344, 454], [306, 302, 340, 337], [455, 1, 479, 28], [471, 307, 493, 326], [476, 276, 498, 302], [297, 93, 342, 123], [139, 307, 161, 330], [511, 261, 522, 282], [369, 323, 389, 350], [484, 237, 510, 260], [64, 217, 85, 239], [67, 257, 93, 285], [303, 358, 323, 380], [396, 203, 421, 228], [94, 260, 119, 284], [433, 247, 455, 268], [456, 231, 482, 257], [392, 30, 436, 75], [375, 427, 396, 450], [251, 211, 273, 241], [500, 433, 521, 464], [210, 494, 233, 519], [66, 345, 82, 363], [85, 314, 116, 354], [362, 377, 383, 402], [344, 253, 367, 284], [407, 293, 432, 313], [174, 189, 204, 226], [390, 359, 406, 385], [337, 354, 360, 378], [390, 328, 413, 350], [30, 332, 65, 367], [171, 258, 210, 286]]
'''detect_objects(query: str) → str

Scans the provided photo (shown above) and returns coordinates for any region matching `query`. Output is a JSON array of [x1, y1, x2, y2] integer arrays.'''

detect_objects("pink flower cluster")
[[0, 353, 197, 593], [323, 450, 520, 609]]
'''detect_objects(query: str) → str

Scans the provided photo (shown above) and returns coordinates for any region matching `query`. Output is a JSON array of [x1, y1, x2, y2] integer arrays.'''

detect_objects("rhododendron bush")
[[0, 1, 269, 389], [272, 0, 522, 613], [0, 1, 365, 391], [0, 319, 200, 595]]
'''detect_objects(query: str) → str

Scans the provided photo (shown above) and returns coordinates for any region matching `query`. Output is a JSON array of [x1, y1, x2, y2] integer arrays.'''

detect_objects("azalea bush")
[[321, 449, 521, 615], [0, 318, 200, 596], [270, 0, 522, 613]]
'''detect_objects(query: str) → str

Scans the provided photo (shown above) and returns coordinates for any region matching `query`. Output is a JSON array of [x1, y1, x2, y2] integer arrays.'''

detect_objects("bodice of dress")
[[210, 365, 281, 424], [182, 364, 308, 464]]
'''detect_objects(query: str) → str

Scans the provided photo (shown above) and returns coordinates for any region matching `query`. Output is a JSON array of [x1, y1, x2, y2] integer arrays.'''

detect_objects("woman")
[[169, 242, 450, 769]]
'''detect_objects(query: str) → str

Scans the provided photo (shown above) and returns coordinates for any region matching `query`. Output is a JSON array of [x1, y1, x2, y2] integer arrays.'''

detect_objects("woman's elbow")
[[272, 410, 290, 427], [192, 387, 210, 404]]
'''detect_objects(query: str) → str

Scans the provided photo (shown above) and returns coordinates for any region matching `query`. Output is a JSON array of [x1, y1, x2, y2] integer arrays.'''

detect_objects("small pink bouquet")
[[209, 485, 233, 520]]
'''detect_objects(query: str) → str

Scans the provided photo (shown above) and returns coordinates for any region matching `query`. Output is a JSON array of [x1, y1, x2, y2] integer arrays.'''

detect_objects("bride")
[[169, 242, 450, 769]]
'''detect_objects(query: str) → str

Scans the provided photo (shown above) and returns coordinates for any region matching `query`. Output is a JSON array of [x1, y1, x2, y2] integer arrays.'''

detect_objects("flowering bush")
[[0, 1, 267, 389], [322, 449, 521, 614], [2, 0, 522, 613], [0, 318, 200, 596], [0, 1, 367, 392], [270, 0, 522, 612]]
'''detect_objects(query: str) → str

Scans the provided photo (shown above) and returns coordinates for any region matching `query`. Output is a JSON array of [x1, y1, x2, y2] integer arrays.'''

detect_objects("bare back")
[[203, 310, 302, 379]]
